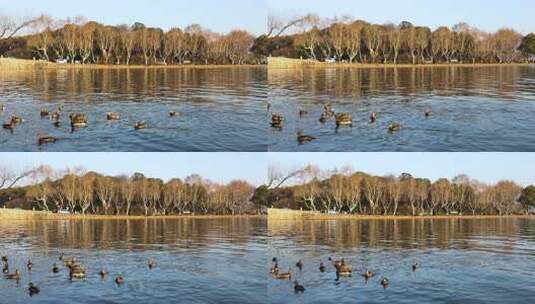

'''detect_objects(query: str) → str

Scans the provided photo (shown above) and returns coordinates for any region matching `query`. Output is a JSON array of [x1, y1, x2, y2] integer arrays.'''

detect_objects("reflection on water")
[[268, 218, 535, 304], [0, 67, 267, 151], [268, 66, 535, 151], [0, 217, 266, 304]]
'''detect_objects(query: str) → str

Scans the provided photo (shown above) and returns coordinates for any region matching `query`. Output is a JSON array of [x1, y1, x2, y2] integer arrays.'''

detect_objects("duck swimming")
[[99, 269, 109, 278], [297, 132, 316, 145], [273, 268, 292, 280], [323, 104, 335, 117], [296, 260, 303, 271], [50, 111, 60, 121], [4, 115, 23, 130], [362, 270, 375, 280], [319, 112, 329, 123], [425, 109, 433, 117], [335, 113, 353, 127], [107, 112, 120, 121], [270, 113, 284, 128], [5, 269, 20, 281], [38, 134, 57, 146], [40, 109, 50, 117], [336, 259, 352, 277], [69, 264, 86, 279], [388, 122, 401, 133], [115, 276, 124, 285], [319, 262, 326, 272], [10, 115, 23, 124], [70, 113, 87, 128], [370, 112, 378, 123], [2, 262, 9, 274], [299, 109, 308, 117], [134, 122, 148, 130], [0, 103, 5, 112], [1, 256, 7, 263], [412, 262, 420, 271], [27, 259, 33, 271], [52, 263, 60, 274], [319, 104, 335, 123], [294, 281, 305, 293], [169, 111, 181, 117], [28, 282, 40, 296], [380, 277, 390, 288], [148, 259, 156, 269]]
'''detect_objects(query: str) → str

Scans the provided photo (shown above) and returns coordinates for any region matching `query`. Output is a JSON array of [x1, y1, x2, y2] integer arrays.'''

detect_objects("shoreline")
[[0, 57, 264, 70], [1, 208, 532, 222], [0, 208, 264, 221], [267, 208, 534, 221], [267, 57, 533, 70]]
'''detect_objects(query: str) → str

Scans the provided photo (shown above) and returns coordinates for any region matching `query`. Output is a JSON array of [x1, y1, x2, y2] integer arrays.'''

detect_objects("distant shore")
[[267, 208, 533, 221], [267, 57, 533, 70], [0, 57, 263, 71], [0, 208, 264, 221]]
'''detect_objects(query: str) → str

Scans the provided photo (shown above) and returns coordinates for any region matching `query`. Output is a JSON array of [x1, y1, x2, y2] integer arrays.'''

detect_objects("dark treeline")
[[254, 14, 535, 64], [253, 165, 535, 216], [0, 14, 259, 65], [0, 166, 257, 215]]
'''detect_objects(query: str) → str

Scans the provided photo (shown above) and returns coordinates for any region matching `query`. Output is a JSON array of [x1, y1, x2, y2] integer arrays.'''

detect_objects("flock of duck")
[[2, 253, 157, 297], [268, 102, 433, 145], [270, 256, 420, 293], [0, 103, 182, 146]]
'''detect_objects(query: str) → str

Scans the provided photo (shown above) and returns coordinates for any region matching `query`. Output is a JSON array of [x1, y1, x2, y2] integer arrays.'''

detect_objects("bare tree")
[[95, 175, 115, 215], [267, 14, 313, 37], [27, 15, 56, 60], [0, 165, 34, 190], [0, 13, 37, 40], [119, 178, 135, 215], [77, 174, 95, 214]]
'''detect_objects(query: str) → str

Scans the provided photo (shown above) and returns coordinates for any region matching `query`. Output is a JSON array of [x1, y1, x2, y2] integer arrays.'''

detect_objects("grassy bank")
[[0, 57, 52, 70], [0, 208, 264, 221], [0, 58, 263, 70], [267, 208, 533, 221], [267, 56, 533, 69]]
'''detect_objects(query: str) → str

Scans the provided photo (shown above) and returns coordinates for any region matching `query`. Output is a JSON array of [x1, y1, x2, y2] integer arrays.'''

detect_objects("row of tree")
[[0, 166, 256, 215], [2, 164, 535, 217], [253, 165, 535, 215], [1, 14, 258, 65], [255, 14, 535, 64]]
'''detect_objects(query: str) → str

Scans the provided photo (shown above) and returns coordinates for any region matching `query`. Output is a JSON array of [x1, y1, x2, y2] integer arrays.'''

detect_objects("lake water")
[[3, 66, 535, 152], [0, 67, 267, 151], [0, 217, 267, 304], [268, 217, 535, 304], [268, 66, 535, 151]]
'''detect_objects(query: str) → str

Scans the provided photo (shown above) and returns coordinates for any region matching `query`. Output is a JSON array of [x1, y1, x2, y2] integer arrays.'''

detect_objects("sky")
[[0, 0, 268, 35], [2, 0, 533, 37], [268, 0, 535, 34], [268, 153, 535, 186], [0, 153, 268, 186], [1, 153, 535, 187]]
